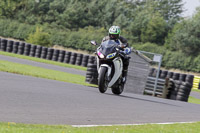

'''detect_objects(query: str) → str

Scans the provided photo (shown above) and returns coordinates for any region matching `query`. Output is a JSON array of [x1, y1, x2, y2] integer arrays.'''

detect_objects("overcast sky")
[[182, 0, 200, 17]]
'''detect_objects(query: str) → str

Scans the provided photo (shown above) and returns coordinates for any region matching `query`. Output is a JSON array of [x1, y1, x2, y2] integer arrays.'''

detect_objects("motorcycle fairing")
[[108, 57, 123, 87], [98, 64, 112, 78]]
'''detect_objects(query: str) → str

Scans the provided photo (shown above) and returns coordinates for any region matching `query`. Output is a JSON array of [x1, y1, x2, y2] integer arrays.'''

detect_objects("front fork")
[[96, 57, 112, 81], [98, 65, 112, 80]]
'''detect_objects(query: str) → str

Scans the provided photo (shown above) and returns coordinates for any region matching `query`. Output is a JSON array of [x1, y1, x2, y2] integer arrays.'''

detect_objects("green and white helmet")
[[109, 26, 120, 39]]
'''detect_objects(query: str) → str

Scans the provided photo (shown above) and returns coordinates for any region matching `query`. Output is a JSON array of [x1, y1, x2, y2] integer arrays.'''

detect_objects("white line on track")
[[72, 121, 197, 127]]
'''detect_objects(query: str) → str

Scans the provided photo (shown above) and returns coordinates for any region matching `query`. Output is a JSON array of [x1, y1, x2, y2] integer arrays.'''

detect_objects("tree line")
[[0, 0, 200, 72]]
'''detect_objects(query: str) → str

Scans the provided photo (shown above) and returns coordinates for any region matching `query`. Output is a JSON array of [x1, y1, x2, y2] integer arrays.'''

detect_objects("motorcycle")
[[91, 40, 127, 95]]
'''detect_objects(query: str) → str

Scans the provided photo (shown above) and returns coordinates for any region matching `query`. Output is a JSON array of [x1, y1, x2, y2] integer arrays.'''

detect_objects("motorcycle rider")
[[102, 26, 131, 83]]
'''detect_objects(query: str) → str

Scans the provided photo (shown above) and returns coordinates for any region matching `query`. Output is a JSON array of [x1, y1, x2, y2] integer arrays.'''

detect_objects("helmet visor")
[[109, 34, 119, 39]]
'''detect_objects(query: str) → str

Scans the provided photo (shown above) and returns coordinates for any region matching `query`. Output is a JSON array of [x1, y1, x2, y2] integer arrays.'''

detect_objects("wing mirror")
[[90, 40, 98, 45]]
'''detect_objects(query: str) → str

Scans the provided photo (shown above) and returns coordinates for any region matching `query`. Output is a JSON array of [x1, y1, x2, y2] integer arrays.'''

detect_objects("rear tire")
[[111, 79, 124, 95], [98, 67, 108, 93]]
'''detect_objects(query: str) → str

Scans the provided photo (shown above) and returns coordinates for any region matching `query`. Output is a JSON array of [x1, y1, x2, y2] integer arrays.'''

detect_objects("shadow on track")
[[87, 86, 180, 107]]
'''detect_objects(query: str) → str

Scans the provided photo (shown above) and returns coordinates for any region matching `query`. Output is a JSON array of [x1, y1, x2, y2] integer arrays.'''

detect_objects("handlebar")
[[116, 48, 125, 58]]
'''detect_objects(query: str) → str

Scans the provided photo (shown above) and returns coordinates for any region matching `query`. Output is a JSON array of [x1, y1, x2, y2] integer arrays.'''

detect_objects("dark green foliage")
[[141, 12, 167, 44], [155, 0, 184, 21], [25, 27, 52, 47], [1, 0, 200, 72], [0, 0, 21, 18], [165, 8, 200, 56], [193, 55, 200, 72], [0, 0, 185, 46], [134, 43, 200, 72], [59, 26, 106, 52], [0, 19, 35, 40]]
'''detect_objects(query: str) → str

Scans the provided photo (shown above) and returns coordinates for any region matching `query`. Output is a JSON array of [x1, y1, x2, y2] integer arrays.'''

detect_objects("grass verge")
[[188, 89, 200, 104], [188, 96, 200, 104], [192, 89, 200, 93], [0, 60, 94, 87], [1, 122, 200, 133], [0, 51, 87, 71]]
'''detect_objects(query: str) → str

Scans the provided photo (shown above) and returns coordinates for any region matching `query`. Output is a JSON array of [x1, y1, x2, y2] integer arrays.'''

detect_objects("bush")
[[133, 42, 198, 72], [0, 19, 35, 40], [25, 27, 52, 47], [165, 9, 200, 56]]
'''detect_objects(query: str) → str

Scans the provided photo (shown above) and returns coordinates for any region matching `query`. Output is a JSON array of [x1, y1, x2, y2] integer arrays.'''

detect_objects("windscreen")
[[99, 40, 118, 56]]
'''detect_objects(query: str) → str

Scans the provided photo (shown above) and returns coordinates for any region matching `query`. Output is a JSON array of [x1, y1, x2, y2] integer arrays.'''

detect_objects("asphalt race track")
[[0, 55, 200, 126]]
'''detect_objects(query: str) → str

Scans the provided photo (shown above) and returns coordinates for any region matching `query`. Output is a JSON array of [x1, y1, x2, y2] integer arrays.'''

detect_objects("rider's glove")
[[123, 47, 131, 55]]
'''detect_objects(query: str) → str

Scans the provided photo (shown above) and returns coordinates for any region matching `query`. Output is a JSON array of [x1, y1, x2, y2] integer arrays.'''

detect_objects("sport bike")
[[91, 40, 127, 95]]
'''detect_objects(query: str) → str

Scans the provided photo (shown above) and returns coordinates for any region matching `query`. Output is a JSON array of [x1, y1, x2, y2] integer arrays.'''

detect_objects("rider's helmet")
[[109, 26, 120, 40]]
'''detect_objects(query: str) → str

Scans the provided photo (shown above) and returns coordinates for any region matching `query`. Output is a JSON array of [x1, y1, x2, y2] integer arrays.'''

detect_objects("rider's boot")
[[122, 56, 129, 84], [122, 69, 128, 83]]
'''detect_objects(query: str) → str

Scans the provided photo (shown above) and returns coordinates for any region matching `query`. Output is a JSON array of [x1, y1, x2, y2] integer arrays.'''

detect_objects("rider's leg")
[[122, 57, 130, 83]]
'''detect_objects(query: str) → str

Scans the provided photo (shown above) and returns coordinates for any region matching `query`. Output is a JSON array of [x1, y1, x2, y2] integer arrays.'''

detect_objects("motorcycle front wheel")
[[98, 67, 108, 93]]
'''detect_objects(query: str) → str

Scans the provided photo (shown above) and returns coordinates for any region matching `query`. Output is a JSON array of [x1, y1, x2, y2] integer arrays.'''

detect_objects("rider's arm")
[[102, 36, 110, 43], [119, 36, 131, 55], [119, 36, 128, 48]]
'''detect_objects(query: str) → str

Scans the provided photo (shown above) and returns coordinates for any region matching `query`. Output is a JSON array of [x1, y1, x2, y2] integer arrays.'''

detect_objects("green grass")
[[192, 89, 200, 93], [0, 60, 94, 87], [188, 89, 200, 104], [188, 96, 200, 104], [1, 122, 200, 133], [0, 51, 87, 71]]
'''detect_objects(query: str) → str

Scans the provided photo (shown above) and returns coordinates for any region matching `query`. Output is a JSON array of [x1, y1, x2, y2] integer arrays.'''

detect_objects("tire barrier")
[[179, 74, 186, 82], [30, 44, 37, 57], [167, 80, 193, 102], [63, 51, 71, 63], [82, 55, 89, 67], [0, 37, 94, 69], [58, 50, 65, 62], [88, 55, 96, 64], [18, 42, 25, 55], [6, 40, 13, 52], [149, 68, 194, 83], [46, 48, 54, 60], [150, 68, 162, 78], [69, 52, 77, 65], [160, 70, 168, 79], [1, 39, 7, 51], [24, 43, 31, 56], [75, 53, 83, 66], [149, 68, 195, 102], [166, 71, 174, 78], [13, 41, 19, 54], [172, 73, 180, 80], [35, 45, 42, 58], [186, 74, 194, 85], [85, 63, 98, 85], [52, 49, 60, 61], [167, 79, 176, 100], [41, 47, 48, 59]]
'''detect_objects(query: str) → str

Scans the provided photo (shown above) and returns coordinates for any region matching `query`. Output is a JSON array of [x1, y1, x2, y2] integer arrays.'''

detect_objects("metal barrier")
[[137, 50, 163, 96], [144, 76, 169, 98]]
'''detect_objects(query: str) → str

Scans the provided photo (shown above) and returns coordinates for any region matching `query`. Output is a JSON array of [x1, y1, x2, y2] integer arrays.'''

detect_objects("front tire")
[[98, 67, 108, 93]]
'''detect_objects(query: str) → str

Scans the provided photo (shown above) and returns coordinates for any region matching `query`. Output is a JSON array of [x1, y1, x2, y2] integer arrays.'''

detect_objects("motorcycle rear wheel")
[[111, 82, 124, 95], [98, 67, 108, 93]]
